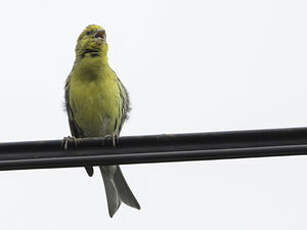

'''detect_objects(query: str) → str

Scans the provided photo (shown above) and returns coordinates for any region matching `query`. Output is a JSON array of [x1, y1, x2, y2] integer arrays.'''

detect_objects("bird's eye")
[[86, 31, 92, 35]]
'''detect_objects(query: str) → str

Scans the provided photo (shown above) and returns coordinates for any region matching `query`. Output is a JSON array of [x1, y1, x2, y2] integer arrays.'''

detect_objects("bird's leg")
[[104, 134, 119, 147], [112, 134, 119, 147], [62, 136, 79, 150]]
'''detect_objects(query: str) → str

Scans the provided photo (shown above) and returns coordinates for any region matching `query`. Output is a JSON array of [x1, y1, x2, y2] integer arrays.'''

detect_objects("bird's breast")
[[69, 76, 120, 137]]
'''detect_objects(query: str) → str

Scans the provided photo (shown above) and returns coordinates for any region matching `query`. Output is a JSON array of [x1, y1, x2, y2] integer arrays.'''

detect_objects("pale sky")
[[0, 0, 306, 229]]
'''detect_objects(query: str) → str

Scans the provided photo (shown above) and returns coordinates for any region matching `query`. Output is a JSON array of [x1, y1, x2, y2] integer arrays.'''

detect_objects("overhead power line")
[[1, 127, 307, 171]]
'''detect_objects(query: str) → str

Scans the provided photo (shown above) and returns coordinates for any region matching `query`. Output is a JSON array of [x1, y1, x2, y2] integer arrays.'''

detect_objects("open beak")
[[94, 30, 106, 40]]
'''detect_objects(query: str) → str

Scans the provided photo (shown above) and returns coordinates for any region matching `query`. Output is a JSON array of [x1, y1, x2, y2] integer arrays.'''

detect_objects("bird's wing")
[[114, 73, 131, 134], [65, 75, 94, 177], [64, 75, 85, 138]]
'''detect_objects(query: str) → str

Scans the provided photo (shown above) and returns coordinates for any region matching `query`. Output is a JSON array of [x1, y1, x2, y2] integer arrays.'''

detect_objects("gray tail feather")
[[85, 166, 94, 177], [99, 165, 140, 217]]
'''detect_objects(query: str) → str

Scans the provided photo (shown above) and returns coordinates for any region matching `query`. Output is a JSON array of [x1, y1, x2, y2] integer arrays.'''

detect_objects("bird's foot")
[[62, 136, 79, 150], [104, 134, 119, 147]]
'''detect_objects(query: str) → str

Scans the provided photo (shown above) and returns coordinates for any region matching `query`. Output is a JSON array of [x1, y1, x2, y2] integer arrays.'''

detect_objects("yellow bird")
[[64, 24, 140, 217]]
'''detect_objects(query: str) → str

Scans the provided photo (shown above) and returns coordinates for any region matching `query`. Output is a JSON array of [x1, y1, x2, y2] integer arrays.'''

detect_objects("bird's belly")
[[74, 105, 113, 137], [69, 81, 118, 137]]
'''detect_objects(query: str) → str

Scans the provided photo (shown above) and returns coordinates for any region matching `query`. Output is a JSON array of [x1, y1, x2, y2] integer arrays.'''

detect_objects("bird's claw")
[[62, 136, 79, 150], [104, 134, 119, 147]]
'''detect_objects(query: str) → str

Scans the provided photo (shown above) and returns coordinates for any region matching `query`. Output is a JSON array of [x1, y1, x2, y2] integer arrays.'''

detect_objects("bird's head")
[[75, 24, 108, 59]]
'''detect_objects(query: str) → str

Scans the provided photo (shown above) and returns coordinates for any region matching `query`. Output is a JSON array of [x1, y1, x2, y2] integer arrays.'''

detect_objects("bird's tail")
[[99, 165, 141, 217], [85, 166, 94, 177]]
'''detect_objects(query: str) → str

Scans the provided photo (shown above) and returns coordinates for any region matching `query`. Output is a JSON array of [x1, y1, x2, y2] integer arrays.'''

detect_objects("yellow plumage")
[[68, 64, 121, 136], [65, 25, 139, 217]]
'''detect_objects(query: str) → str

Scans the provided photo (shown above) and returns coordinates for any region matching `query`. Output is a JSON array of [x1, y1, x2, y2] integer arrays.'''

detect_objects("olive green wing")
[[64, 75, 85, 138], [65, 75, 93, 177], [114, 73, 131, 134]]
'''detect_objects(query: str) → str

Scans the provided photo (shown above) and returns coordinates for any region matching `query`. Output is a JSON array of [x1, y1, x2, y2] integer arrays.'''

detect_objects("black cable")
[[0, 127, 307, 171]]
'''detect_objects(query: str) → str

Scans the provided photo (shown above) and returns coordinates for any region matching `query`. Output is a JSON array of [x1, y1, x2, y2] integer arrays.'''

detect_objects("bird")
[[64, 24, 140, 217]]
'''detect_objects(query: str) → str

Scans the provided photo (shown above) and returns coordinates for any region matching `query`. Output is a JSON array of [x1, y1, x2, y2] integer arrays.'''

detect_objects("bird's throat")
[[73, 55, 109, 81]]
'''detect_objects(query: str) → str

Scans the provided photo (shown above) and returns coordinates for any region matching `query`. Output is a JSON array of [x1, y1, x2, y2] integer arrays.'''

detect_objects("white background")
[[0, 0, 306, 229]]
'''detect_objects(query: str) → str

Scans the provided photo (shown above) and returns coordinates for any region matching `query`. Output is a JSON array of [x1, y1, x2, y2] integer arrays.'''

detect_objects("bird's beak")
[[94, 30, 106, 40]]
